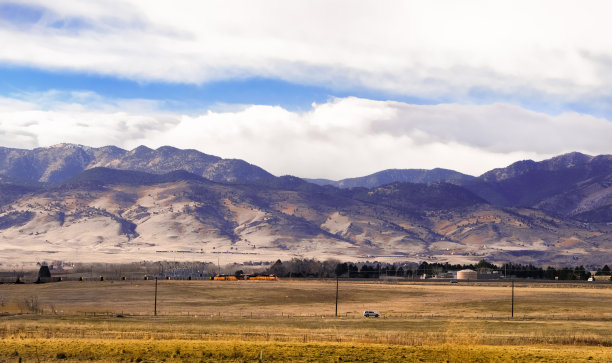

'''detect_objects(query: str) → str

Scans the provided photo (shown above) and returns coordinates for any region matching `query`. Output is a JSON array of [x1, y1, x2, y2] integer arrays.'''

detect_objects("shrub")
[[19, 296, 39, 313]]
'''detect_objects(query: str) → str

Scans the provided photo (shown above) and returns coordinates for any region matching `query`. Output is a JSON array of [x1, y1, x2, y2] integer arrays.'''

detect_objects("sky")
[[1, 1, 612, 179]]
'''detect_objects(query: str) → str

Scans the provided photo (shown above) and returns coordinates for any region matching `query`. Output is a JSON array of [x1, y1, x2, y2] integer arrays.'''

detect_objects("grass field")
[[1, 279, 611, 361]]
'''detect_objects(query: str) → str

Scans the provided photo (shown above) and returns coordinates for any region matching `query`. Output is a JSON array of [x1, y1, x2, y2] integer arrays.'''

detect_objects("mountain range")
[[0, 143, 273, 185], [0, 144, 610, 267], [308, 152, 612, 222]]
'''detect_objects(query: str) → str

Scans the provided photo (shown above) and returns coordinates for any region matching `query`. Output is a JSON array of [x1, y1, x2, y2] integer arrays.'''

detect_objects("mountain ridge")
[[460, 152, 612, 217], [1, 165, 610, 267], [306, 168, 475, 188], [1, 145, 611, 221], [2, 146, 612, 267], [0, 143, 274, 185]]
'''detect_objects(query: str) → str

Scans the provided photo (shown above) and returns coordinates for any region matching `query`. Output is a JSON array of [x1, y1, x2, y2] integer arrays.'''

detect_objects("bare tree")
[[19, 296, 40, 314]]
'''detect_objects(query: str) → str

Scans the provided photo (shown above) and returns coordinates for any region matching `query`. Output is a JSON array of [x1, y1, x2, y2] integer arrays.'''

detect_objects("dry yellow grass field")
[[1, 279, 611, 361]]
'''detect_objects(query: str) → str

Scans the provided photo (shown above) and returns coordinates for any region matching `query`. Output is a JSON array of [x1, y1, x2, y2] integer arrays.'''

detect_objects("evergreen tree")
[[334, 263, 349, 277], [38, 265, 51, 278]]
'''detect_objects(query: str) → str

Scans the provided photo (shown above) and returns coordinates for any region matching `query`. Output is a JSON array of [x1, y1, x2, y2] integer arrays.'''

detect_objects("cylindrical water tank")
[[457, 269, 477, 280]]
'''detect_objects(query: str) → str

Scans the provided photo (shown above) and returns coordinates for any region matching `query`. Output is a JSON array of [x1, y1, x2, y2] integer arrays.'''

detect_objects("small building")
[[477, 270, 501, 280], [433, 272, 454, 279]]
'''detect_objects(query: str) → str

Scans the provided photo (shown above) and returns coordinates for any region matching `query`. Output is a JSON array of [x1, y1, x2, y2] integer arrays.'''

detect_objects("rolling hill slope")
[[1, 167, 610, 267]]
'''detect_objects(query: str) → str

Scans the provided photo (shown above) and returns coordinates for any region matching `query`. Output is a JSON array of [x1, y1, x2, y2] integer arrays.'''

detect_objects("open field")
[[1, 279, 612, 361]]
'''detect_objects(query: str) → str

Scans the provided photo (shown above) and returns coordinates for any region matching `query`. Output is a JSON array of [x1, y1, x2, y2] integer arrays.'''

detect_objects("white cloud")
[[0, 93, 610, 179], [2, 0, 612, 109]]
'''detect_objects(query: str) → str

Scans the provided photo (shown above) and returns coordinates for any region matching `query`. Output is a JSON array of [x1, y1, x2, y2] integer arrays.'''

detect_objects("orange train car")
[[212, 275, 238, 281], [212, 274, 277, 281], [245, 275, 277, 280]]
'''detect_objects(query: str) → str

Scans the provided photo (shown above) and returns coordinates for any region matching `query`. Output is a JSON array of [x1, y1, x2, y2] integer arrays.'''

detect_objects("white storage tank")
[[457, 269, 477, 280]]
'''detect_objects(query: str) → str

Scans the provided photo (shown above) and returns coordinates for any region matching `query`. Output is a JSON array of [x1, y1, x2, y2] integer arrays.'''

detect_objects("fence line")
[[4, 309, 609, 322]]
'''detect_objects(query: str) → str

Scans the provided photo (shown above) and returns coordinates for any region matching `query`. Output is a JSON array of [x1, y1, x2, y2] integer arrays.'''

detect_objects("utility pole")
[[511, 280, 514, 318], [154, 277, 158, 316], [336, 275, 340, 316], [335, 275, 339, 317]]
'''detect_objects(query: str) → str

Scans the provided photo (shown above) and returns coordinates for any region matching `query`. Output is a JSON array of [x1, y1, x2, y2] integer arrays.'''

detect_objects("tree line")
[[264, 258, 611, 280], [6, 258, 610, 282]]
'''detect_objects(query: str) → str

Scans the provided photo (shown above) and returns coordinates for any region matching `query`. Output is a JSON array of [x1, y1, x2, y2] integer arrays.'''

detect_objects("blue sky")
[[0, 65, 441, 113], [1, 0, 611, 179]]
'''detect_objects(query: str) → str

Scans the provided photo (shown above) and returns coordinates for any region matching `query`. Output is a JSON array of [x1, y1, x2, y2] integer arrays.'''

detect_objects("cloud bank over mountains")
[[1, 94, 610, 179], [1, 1, 612, 178]]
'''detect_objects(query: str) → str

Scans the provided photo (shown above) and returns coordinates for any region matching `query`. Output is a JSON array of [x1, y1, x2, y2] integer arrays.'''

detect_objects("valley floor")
[[0, 280, 611, 361]]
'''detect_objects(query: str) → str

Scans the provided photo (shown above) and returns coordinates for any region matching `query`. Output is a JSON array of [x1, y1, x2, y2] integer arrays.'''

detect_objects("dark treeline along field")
[[1, 258, 611, 283], [268, 259, 611, 280]]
